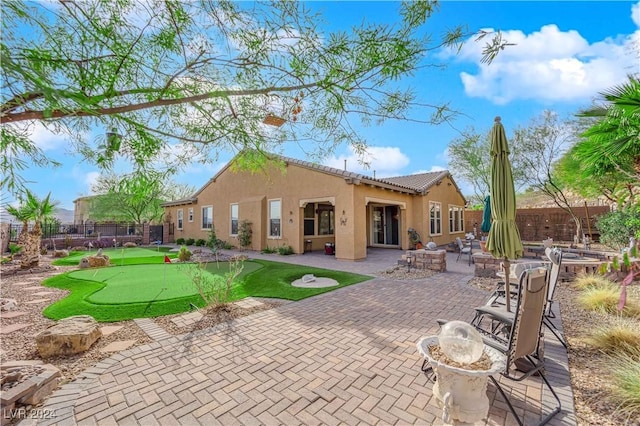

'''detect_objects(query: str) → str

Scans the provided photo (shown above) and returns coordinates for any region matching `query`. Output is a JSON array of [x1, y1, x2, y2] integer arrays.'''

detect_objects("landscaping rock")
[[79, 257, 90, 269], [87, 255, 109, 267], [35, 315, 102, 358], [53, 249, 69, 258], [0, 298, 18, 312]]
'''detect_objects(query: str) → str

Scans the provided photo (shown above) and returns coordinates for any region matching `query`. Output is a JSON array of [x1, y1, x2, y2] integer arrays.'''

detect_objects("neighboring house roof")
[[161, 152, 466, 207]]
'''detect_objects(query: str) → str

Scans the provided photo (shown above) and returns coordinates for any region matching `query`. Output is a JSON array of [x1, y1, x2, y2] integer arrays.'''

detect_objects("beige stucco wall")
[[418, 175, 467, 247], [164, 162, 466, 261]]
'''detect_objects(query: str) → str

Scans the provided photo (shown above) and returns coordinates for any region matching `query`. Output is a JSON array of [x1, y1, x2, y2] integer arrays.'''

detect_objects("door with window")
[[371, 205, 399, 246]]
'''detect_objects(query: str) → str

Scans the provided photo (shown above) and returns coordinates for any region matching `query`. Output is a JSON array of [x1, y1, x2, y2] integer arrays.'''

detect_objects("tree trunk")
[[20, 227, 42, 269]]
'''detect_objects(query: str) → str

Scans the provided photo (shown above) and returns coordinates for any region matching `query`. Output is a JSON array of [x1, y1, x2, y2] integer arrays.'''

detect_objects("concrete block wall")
[[398, 249, 446, 272]]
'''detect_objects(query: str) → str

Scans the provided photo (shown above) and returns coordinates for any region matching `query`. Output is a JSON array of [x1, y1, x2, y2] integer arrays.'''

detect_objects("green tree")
[[1, 0, 506, 195], [512, 111, 585, 240], [572, 76, 640, 207], [89, 169, 192, 224], [5, 190, 58, 268], [447, 126, 527, 205]]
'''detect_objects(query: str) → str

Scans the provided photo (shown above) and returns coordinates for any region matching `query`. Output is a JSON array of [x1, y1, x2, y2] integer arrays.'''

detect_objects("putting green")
[[68, 261, 264, 304], [53, 247, 176, 266]]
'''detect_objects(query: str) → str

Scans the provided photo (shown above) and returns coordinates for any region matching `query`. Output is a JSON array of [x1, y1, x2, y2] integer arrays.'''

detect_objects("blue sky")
[[10, 1, 640, 210]]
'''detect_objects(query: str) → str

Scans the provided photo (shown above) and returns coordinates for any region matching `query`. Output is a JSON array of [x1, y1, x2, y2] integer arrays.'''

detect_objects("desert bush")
[[182, 260, 244, 308], [573, 273, 614, 290], [278, 245, 294, 255], [588, 318, 640, 355], [195, 238, 206, 247], [178, 246, 192, 262], [577, 284, 640, 317], [185, 238, 195, 246], [261, 246, 277, 254], [609, 349, 640, 421], [70, 246, 86, 252], [123, 242, 137, 248], [596, 204, 640, 251], [176, 237, 185, 245], [8, 243, 22, 259], [221, 241, 234, 249]]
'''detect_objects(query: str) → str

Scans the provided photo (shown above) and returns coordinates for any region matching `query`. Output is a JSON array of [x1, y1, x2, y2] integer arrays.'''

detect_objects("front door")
[[372, 205, 399, 246]]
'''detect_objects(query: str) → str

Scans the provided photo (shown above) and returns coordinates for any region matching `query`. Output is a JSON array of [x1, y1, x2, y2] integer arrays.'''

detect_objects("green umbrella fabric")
[[486, 117, 523, 311], [481, 195, 491, 233]]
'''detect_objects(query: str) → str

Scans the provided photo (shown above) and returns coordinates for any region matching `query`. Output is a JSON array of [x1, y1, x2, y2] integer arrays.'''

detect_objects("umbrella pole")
[[504, 258, 511, 312]]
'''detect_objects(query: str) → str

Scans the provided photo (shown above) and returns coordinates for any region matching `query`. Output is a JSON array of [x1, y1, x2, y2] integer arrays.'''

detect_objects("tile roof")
[[161, 152, 461, 207]]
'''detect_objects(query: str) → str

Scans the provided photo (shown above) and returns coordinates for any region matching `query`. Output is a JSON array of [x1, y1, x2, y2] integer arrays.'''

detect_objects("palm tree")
[[575, 75, 640, 206], [5, 190, 58, 269]]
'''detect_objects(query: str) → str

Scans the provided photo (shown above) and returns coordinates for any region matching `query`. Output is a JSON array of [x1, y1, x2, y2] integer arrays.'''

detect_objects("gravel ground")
[[2, 256, 638, 425]]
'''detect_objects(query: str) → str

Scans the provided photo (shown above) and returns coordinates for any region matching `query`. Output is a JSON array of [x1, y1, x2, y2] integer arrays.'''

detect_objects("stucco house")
[[161, 153, 467, 261]]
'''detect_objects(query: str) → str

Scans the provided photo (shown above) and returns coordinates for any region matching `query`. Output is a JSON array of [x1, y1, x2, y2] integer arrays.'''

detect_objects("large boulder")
[[35, 315, 102, 358], [87, 255, 109, 267]]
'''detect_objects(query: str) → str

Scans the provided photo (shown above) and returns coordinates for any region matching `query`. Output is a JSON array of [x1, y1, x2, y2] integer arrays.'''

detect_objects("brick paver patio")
[[24, 250, 576, 425]]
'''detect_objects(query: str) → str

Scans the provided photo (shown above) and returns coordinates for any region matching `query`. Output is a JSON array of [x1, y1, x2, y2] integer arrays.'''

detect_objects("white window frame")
[[448, 205, 464, 234], [177, 209, 184, 230], [188, 208, 194, 222], [268, 199, 281, 238], [201, 205, 213, 230], [429, 201, 442, 236], [230, 203, 239, 236]]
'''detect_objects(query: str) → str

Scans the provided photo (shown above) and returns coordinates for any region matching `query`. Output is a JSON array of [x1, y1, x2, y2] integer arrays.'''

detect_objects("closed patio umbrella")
[[486, 117, 523, 312], [480, 195, 491, 233]]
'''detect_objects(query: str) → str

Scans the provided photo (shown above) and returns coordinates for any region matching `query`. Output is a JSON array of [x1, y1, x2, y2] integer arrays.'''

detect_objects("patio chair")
[[455, 237, 472, 265], [478, 248, 567, 348], [425, 267, 561, 426]]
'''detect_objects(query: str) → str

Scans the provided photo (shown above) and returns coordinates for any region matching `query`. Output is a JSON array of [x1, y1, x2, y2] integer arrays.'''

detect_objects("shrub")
[[577, 283, 640, 317], [261, 246, 277, 254], [238, 220, 252, 250], [181, 259, 244, 309], [185, 238, 195, 246], [278, 245, 294, 255], [123, 242, 137, 248], [573, 273, 614, 290], [195, 239, 206, 247], [588, 318, 640, 355], [596, 205, 640, 251], [609, 349, 640, 420], [8, 243, 22, 259], [178, 246, 192, 261], [176, 237, 185, 245], [221, 241, 234, 250]]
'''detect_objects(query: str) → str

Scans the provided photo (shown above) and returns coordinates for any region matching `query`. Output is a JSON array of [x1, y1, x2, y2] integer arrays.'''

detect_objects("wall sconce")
[[289, 211, 293, 215], [342, 210, 345, 215]]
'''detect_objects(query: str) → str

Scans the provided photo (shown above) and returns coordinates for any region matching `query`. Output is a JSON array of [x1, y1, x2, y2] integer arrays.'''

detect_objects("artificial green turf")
[[42, 259, 372, 322], [51, 247, 176, 266]]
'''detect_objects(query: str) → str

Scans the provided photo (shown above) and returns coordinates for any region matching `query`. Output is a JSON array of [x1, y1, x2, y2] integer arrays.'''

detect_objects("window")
[[304, 204, 315, 236], [230, 204, 239, 235], [188, 208, 193, 222], [449, 205, 464, 233], [303, 203, 335, 236], [201, 206, 213, 229], [429, 201, 442, 235], [177, 209, 183, 230], [268, 199, 281, 238], [317, 204, 334, 235]]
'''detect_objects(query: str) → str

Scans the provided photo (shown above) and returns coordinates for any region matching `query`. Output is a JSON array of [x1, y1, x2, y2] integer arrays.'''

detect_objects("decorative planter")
[[417, 336, 505, 424], [479, 240, 488, 253]]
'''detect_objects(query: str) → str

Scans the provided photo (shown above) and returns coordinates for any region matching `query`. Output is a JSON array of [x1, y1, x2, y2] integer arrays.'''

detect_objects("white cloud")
[[323, 146, 410, 177], [7, 122, 69, 151], [452, 20, 640, 104], [84, 172, 100, 194], [632, 2, 640, 27], [411, 165, 446, 174]]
